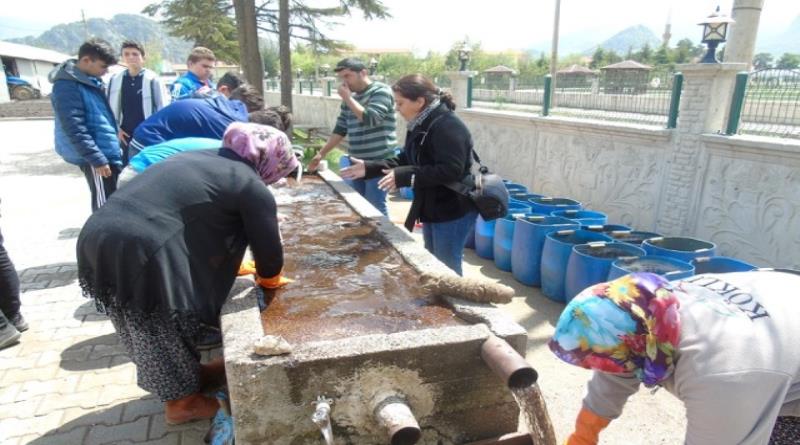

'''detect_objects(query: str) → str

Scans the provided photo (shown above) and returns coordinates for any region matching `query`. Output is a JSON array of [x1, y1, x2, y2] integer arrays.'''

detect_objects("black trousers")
[[0, 226, 20, 325], [79, 164, 120, 212]]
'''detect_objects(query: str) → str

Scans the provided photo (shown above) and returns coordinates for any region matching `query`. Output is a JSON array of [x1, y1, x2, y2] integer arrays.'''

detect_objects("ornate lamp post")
[[369, 57, 378, 75], [457, 42, 472, 71], [698, 6, 735, 64], [295, 68, 303, 79], [320, 63, 330, 77]]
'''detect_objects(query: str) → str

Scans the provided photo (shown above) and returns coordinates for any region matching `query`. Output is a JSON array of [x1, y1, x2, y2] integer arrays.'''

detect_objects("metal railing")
[[548, 69, 675, 126], [470, 70, 681, 127], [732, 69, 800, 139]]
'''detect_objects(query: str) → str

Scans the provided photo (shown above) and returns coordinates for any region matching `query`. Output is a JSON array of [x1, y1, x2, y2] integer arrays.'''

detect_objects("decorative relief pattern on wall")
[[695, 154, 800, 268], [532, 131, 664, 230]]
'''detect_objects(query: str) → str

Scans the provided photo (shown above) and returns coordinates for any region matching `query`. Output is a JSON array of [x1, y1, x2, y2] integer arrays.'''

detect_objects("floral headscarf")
[[548, 273, 681, 387], [223, 122, 299, 185]]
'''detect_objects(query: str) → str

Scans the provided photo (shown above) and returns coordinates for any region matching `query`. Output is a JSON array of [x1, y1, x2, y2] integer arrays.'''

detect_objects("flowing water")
[[260, 178, 464, 343], [511, 384, 557, 445]]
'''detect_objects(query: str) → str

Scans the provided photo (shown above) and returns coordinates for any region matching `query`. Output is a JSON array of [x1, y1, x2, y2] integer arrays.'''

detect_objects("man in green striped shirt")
[[308, 58, 397, 215]]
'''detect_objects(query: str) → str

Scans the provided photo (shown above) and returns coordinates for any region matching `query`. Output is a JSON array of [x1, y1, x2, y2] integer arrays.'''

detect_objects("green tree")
[[259, 38, 280, 76], [143, 0, 240, 62], [776, 53, 800, 69], [752, 52, 773, 70], [635, 43, 652, 64], [589, 48, 605, 69], [603, 50, 622, 66], [653, 44, 671, 66], [673, 38, 695, 64], [143, 40, 165, 72]]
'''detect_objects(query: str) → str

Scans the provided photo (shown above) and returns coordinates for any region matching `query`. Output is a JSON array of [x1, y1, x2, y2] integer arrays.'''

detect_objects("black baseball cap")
[[334, 58, 367, 73]]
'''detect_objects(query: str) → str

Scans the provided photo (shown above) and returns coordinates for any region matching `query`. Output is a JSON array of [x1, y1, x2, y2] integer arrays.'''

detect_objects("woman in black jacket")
[[342, 74, 477, 275]]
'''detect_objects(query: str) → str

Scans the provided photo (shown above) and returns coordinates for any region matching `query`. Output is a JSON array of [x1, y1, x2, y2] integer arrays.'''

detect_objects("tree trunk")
[[279, 0, 293, 111], [233, 0, 264, 96]]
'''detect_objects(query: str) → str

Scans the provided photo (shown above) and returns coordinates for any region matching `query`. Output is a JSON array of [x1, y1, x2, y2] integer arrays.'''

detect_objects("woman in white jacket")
[[550, 271, 800, 444]]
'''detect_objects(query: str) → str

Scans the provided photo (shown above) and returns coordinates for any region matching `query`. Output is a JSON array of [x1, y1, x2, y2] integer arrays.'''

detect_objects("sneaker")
[[9, 312, 28, 332], [195, 325, 222, 351], [0, 322, 21, 350]]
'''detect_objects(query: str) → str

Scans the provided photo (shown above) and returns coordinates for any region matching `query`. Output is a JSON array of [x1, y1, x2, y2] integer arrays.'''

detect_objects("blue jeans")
[[422, 210, 478, 276], [339, 155, 388, 216], [349, 177, 388, 216]]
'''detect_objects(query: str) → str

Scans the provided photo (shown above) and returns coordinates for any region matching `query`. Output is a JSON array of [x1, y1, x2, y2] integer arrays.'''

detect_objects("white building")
[[0, 40, 71, 100]]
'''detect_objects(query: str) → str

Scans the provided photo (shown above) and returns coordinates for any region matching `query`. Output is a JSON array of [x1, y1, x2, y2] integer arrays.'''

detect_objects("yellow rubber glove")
[[565, 408, 611, 445], [256, 273, 294, 289], [237, 260, 257, 276]]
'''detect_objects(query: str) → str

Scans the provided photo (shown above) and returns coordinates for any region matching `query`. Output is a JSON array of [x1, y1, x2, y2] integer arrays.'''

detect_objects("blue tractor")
[[6, 74, 40, 100]]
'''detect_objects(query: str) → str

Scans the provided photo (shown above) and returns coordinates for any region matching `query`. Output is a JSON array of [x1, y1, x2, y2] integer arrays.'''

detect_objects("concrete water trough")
[[220, 170, 549, 444]]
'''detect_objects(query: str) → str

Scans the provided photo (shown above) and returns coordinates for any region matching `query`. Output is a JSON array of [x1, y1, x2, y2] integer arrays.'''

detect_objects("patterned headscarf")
[[548, 273, 682, 387], [223, 122, 299, 185]]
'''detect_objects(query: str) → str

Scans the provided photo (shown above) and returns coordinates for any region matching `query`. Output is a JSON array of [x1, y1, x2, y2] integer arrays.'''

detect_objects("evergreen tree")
[[143, 0, 240, 62], [653, 44, 671, 66], [636, 43, 652, 64], [752, 52, 774, 70], [776, 53, 800, 69], [589, 48, 605, 69]]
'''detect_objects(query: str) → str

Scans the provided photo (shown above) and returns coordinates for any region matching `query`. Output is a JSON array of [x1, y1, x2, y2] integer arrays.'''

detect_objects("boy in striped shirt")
[[308, 58, 397, 215]]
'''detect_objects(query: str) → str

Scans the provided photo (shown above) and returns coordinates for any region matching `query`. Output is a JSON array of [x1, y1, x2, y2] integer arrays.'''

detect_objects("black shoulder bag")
[[422, 114, 509, 221]]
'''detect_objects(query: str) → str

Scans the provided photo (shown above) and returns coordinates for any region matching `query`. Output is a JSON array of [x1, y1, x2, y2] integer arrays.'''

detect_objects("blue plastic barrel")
[[476, 200, 533, 259], [510, 193, 543, 208], [608, 255, 695, 281], [642, 237, 717, 263], [564, 242, 646, 302], [691, 256, 756, 274], [399, 187, 414, 200], [551, 209, 608, 226], [540, 230, 613, 302], [609, 231, 662, 246], [582, 224, 633, 236], [511, 216, 579, 286], [493, 211, 543, 271], [465, 221, 476, 249], [475, 215, 497, 259], [504, 182, 528, 194], [528, 197, 581, 215]]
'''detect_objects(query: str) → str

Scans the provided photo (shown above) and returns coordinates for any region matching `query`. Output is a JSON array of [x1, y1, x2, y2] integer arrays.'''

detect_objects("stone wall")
[[273, 80, 800, 268]]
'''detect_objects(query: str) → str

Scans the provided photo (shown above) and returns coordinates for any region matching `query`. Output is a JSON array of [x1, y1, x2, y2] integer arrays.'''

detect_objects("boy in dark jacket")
[[50, 38, 120, 212]]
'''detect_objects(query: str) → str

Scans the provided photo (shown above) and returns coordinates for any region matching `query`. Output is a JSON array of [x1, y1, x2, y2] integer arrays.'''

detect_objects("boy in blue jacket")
[[50, 38, 121, 212]]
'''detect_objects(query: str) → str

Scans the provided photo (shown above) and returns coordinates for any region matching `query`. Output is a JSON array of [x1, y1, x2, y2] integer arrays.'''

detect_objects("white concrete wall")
[[0, 70, 9, 103], [15, 59, 58, 96], [273, 90, 800, 268]]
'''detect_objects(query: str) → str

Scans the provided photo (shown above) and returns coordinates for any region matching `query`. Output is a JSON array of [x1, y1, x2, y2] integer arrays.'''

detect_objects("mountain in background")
[[7, 14, 193, 63], [528, 25, 662, 57], [755, 15, 800, 55], [587, 25, 661, 55]]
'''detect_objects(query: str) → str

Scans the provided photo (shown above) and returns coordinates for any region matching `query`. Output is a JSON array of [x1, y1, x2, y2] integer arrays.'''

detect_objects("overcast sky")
[[1, 0, 798, 53]]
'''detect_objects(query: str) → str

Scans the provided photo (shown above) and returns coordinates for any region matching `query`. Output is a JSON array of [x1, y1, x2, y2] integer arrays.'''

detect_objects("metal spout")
[[481, 335, 538, 388], [312, 396, 334, 445], [373, 395, 421, 445]]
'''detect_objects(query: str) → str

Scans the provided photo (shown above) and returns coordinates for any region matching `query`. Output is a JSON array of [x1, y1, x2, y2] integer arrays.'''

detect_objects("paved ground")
[[0, 119, 685, 444]]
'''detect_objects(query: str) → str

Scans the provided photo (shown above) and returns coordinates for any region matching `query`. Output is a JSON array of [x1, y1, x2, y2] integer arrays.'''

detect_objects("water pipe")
[[480, 335, 538, 388], [373, 394, 422, 445]]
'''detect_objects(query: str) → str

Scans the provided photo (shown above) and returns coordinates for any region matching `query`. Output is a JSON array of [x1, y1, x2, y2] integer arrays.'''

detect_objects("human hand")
[[339, 157, 366, 180], [307, 153, 323, 172], [257, 274, 294, 289], [377, 169, 396, 192], [118, 129, 129, 146], [94, 164, 112, 178], [337, 83, 351, 100]]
